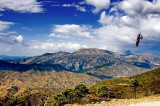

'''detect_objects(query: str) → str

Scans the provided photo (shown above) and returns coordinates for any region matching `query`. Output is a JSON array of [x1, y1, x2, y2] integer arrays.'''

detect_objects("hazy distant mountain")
[[0, 55, 27, 60], [9, 48, 160, 79], [0, 60, 67, 72]]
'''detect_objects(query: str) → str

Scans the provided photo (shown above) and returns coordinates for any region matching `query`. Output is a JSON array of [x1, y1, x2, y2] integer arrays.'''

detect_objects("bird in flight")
[[136, 32, 143, 47]]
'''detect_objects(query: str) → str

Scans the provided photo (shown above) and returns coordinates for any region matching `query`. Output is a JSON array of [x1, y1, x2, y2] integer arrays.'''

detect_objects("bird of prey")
[[136, 32, 143, 47]]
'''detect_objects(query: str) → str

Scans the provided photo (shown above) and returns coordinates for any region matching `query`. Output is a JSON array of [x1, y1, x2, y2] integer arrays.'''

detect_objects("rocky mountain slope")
[[11, 49, 118, 70], [9, 48, 160, 79], [120, 50, 160, 64]]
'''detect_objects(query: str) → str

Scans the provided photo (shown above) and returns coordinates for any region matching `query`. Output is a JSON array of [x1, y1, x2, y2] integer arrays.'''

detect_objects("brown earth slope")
[[0, 70, 101, 94]]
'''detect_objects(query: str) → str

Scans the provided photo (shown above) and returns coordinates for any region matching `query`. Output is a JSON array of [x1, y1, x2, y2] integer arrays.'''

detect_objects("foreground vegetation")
[[1, 67, 160, 105], [46, 67, 160, 105], [90, 67, 160, 99], [0, 98, 28, 106], [46, 84, 89, 106]]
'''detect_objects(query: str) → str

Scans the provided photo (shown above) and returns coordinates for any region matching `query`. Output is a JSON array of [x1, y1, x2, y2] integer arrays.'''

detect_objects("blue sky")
[[0, 0, 160, 56]]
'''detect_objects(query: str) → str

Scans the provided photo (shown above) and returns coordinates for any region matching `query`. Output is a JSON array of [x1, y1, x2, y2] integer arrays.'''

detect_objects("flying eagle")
[[136, 32, 143, 47]]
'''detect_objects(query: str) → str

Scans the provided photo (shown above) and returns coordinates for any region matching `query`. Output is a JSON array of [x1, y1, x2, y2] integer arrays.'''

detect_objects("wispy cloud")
[[62, 3, 86, 12], [51, 4, 60, 7], [0, 21, 14, 31], [21, 27, 32, 31], [0, 31, 16, 35]]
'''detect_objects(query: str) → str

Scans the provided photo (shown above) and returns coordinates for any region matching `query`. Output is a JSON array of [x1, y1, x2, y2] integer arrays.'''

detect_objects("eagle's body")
[[136, 33, 143, 47]]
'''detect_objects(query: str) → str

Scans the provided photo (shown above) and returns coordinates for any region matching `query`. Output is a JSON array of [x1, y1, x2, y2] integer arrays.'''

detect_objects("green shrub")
[[4, 98, 26, 106], [96, 85, 109, 98], [0, 101, 3, 106]]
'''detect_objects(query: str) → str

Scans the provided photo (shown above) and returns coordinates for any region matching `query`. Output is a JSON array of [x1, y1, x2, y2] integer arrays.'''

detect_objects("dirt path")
[[129, 101, 160, 106], [65, 95, 160, 106]]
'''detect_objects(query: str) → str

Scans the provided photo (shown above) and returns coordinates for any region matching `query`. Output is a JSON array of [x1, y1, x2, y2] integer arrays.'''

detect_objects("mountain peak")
[[42, 51, 70, 56], [42, 53, 55, 56], [74, 48, 113, 55], [124, 50, 134, 56]]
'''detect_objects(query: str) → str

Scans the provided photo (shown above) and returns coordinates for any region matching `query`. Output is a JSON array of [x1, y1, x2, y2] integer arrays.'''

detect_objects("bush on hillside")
[[46, 84, 89, 105]]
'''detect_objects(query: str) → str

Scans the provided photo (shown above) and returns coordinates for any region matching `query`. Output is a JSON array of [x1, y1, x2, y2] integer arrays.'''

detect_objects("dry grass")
[[0, 86, 11, 97], [14, 87, 28, 97]]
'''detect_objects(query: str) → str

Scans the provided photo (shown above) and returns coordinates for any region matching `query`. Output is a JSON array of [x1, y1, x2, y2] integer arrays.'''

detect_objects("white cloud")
[[62, 3, 86, 12], [0, 35, 25, 45], [38, 0, 160, 55], [10, 35, 24, 43], [98, 11, 113, 25], [120, 16, 133, 26], [49, 33, 69, 38], [50, 24, 93, 38], [95, 25, 137, 44], [0, 8, 4, 11], [95, 0, 160, 54], [0, 31, 16, 35], [0, 42, 30, 56], [0, 40, 87, 56], [99, 11, 139, 27], [119, 0, 160, 16], [85, 0, 110, 13], [0, 0, 43, 13], [21, 27, 32, 31], [140, 15, 160, 39], [0, 21, 14, 31], [30, 41, 88, 53], [1, 0, 160, 56]]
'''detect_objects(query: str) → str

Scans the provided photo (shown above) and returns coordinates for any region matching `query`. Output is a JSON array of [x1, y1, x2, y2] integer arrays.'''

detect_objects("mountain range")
[[7, 48, 160, 79], [1, 48, 160, 105]]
